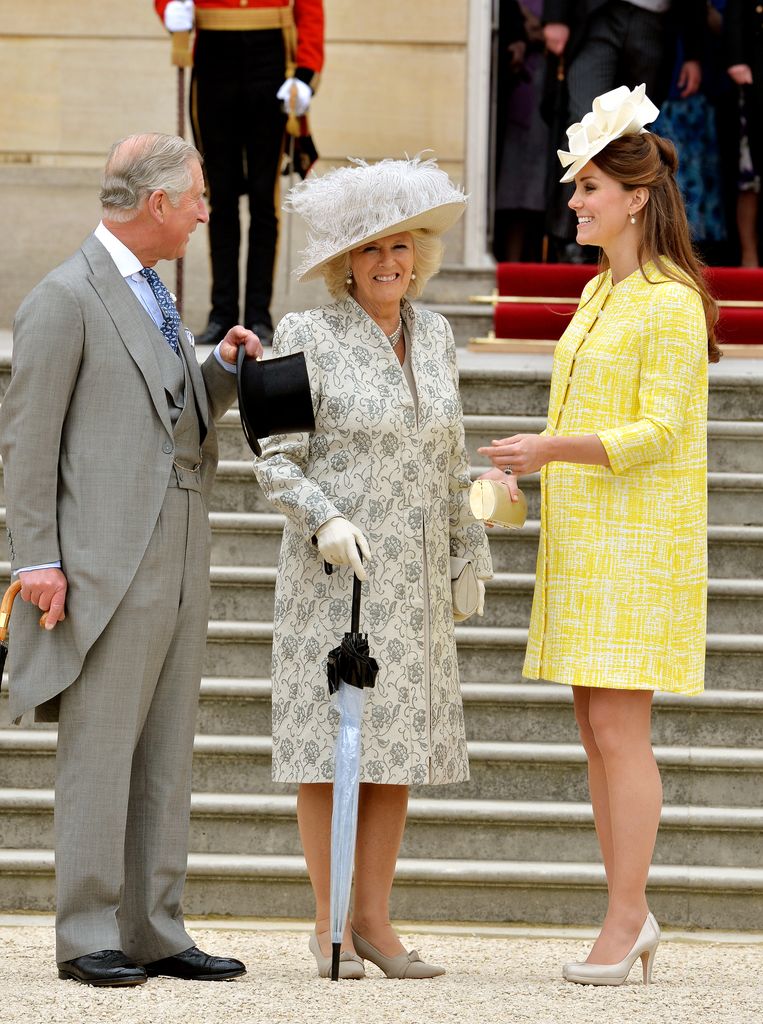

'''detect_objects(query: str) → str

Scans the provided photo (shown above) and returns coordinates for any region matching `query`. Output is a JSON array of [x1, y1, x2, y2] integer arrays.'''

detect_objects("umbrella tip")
[[330, 942, 341, 981]]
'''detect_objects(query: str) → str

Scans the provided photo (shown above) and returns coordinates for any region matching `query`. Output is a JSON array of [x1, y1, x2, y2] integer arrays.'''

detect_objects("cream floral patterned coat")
[[524, 261, 708, 694], [254, 297, 492, 785]]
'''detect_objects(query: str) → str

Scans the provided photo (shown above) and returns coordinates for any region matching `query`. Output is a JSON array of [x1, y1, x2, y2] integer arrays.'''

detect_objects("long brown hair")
[[591, 132, 721, 362]]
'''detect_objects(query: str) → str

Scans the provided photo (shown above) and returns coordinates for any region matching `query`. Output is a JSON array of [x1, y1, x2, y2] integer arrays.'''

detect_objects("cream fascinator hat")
[[558, 84, 660, 183], [284, 155, 468, 281]]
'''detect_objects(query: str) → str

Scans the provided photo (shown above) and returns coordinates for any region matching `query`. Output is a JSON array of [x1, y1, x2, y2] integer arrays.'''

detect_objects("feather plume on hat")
[[284, 155, 468, 281]]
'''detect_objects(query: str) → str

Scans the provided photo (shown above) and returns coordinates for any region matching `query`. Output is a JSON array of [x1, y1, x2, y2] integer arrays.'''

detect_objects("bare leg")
[[351, 782, 409, 957], [297, 782, 354, 956], [585, 689, 662, 964], [572, 686, 614, 890], [737, 191, 760, 267]]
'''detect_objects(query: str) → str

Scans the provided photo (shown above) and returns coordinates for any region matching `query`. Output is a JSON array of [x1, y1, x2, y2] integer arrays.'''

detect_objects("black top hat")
[[236, 346, 316, 457]]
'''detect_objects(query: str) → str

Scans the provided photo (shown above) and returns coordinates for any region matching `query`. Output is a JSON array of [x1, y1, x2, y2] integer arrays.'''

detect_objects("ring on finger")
[[503, 466, 513, 476]]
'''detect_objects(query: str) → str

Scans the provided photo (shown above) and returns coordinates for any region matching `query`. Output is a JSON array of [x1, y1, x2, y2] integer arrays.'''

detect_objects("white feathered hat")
[[285, 155, 468, 281]]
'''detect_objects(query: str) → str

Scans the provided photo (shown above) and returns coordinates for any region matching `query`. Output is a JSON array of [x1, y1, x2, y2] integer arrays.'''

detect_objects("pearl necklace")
[[386, 318, 403, 346]]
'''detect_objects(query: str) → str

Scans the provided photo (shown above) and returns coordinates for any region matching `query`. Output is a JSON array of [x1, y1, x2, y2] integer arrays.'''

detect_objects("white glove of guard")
[[315, 518, 371, 581], [164, 0, 195, 32], [276, 78, 313, 116], [477, 579, 486, 617]]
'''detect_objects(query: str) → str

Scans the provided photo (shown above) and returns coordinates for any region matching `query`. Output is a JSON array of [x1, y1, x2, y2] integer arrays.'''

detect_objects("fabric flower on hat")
[[558, 84, 660, 183]]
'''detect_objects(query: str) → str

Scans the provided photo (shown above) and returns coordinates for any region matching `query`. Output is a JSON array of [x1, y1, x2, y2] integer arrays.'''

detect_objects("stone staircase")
[[1, 346, 762, 930]]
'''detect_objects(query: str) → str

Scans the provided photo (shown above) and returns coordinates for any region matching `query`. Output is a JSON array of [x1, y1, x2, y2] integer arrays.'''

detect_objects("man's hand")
[[543, 23, 570, 56], [218, 326, 264, 365], [164, 0, 195, 32], [315, 518, 371, 581], [728, 63, 754, 86], [19, 568, 67, 630], [276, 78, 313, 116], [677, 60, 702, 97]]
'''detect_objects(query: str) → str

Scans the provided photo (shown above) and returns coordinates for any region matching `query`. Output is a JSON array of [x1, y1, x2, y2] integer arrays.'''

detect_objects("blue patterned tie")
[[140, 267, 180, 354]]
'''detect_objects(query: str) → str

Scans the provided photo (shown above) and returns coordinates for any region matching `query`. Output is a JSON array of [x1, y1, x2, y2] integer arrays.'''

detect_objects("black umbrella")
[[0, 580, 22, 689], [325, 559, 379, 981]]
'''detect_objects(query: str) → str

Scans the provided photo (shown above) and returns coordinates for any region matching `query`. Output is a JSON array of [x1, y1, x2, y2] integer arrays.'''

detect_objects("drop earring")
[[345, 272, 353, 284], [411, 272, 417, 280], [630, 215, 637, 225]]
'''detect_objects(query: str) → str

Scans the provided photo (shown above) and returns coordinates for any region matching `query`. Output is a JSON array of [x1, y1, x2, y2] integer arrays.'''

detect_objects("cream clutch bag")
[[469, 479, 527, 530], [450, 556, 480, 622]]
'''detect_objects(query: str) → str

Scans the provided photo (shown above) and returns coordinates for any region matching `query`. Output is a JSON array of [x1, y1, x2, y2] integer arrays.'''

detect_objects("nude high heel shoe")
[[308, 933, 365, 980], [562, 913, 661, 986], [351, 929, 445, 979]]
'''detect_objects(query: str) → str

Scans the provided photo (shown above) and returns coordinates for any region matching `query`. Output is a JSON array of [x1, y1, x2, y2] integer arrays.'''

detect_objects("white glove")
[[164, 0, 195, 32], [276, 78, 313, 116], [477, 580, 486, 617], [315, 518, 371, 581]]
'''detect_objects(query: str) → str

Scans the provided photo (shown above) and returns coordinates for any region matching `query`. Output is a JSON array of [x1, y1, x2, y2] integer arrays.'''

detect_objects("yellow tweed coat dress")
[[523, 261, 708, 694]]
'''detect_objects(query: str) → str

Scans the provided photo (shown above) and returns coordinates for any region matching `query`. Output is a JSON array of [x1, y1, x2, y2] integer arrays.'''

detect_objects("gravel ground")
[[1, 922, 762, 1024]]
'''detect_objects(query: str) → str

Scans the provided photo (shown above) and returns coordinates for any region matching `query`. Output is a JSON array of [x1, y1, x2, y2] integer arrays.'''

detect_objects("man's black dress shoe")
[[197, 319, 234, 346], [144, 945, 246, 981], [248, 322, 273, 346], [57, 949, 147, 987]]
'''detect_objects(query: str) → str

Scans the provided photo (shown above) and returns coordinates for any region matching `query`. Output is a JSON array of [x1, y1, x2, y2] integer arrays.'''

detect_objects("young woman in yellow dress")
[[479, 85, 721, 986]]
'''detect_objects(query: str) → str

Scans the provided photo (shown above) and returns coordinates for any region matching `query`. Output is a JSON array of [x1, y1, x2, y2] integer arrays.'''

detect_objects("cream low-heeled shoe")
[[351, 929, 445, 979], [308, 933, 365, 980], [563, 912, 661, 986]]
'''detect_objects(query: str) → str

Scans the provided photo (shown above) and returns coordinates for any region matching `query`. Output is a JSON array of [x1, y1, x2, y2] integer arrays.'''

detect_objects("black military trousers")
[[192, 29, 287, 330]]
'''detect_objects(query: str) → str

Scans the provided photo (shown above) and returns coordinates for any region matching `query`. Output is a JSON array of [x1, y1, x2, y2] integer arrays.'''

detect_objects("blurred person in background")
[[724, 0, 763, 265], [156, 0, 324, 343]]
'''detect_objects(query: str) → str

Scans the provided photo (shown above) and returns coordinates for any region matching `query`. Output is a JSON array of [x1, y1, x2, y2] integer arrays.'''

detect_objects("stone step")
[[426, 303, 492, 347], [2, 729, 761, 806], [197, 620, 763, 691], [3, 354, 763, 422], [5, 507, 759, 578], [5, 676, 761, 748], [456, 358, 763, 421], [418, 266, 496, 306], [211, 408, 763, 473], [3, 619, 757, 692], [124, 462, 763, 525], [2, 789, 760, 870], [1, 848, 761, 929], [202, 567, 763, 633], [2, 446, 763, 529], [57, 563, 750, 634]]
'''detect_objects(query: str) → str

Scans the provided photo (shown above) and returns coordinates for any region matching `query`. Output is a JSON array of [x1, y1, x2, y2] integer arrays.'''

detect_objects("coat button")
[[163, 441, 173, 454]]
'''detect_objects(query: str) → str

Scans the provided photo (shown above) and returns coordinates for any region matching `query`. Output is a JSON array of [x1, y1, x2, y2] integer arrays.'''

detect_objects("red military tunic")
[[154, 1, 324, 81]]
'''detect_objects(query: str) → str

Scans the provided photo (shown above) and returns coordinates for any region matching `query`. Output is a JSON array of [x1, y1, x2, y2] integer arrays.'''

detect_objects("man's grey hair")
[[100, 133, 203, 221]]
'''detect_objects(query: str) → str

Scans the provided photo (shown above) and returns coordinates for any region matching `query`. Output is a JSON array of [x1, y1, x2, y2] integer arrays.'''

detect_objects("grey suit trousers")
[[54, 477, 210, 963]]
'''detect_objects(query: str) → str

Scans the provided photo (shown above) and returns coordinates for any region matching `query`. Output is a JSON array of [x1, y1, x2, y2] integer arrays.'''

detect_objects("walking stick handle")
[[0, 580, 22, 640], [171, 30, 193, 68]]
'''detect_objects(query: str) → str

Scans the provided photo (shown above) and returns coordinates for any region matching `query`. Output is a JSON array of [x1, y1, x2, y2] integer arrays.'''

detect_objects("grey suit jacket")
[[0, 234, 237, 722]]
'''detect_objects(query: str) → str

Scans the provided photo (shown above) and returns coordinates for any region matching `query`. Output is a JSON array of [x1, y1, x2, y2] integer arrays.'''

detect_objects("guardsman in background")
[[156, 0, 325, 344]]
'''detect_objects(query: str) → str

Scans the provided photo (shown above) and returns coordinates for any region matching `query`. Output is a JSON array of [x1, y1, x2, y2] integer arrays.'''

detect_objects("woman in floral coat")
[[254, 158, 492, 979], [480, 86, 720, 987]]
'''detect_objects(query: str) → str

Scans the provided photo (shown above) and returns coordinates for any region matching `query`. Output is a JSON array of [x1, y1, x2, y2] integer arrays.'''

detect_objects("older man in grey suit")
[[0, 134, 263, 986]]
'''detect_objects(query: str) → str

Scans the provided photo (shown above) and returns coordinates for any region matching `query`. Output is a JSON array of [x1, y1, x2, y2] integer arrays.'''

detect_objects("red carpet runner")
[[487, 263, 763, 346]]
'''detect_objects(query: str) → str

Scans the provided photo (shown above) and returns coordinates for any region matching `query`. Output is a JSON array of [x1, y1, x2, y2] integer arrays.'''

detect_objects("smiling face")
[[349, 232, 415, 313], [156, 159, 208, 261], [568, 161, 645, 250]]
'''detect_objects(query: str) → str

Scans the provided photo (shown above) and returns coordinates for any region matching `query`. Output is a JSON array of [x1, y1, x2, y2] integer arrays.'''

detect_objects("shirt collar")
[[94, 221, 144, 278]]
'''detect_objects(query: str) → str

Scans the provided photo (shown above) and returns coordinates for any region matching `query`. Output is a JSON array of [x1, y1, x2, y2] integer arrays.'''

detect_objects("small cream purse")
[[450, 556, 480, 622], [469, 479, 528, 530]]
